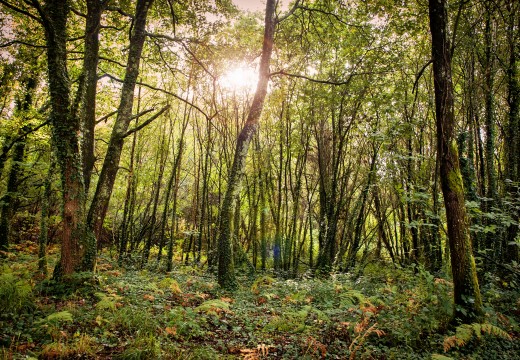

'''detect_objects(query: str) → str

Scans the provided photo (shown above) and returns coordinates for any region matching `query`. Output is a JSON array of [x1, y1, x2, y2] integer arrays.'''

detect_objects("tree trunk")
[[42, 0, 88, 277], [80, 0, 105, 194], [428, 0, 484, 323], [504, 0, 520, 264], [87, 0, 154, 256], [217, 0, 276, 289], [38, 156, 55, 275]]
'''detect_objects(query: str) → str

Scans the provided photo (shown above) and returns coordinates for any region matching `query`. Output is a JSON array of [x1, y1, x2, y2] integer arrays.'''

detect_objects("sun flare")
[[219, 65, 258, 92]]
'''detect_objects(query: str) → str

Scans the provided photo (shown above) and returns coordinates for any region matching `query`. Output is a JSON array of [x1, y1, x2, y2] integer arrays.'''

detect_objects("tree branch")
[[129, 107, 155, 121], [98, 73, 211, 120], [0, 119, 50, 160], [0, 0, 42, 24], [276, 0, 301, 24], [123, 105, 170, 138], [270, 70, 355, 86], [95, 110, 118, 125], [106, 5, 134, 19], [0, 40, 46, 48], [412, 59, 433, 94]]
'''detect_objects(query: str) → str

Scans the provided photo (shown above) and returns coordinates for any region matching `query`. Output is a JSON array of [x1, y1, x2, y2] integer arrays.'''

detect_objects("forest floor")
[[1, 242, 519, 359]]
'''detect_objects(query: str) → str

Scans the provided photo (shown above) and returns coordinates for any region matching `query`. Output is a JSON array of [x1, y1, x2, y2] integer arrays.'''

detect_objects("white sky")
[[233, 0, 290, 12], [233, 0, 266, 11]]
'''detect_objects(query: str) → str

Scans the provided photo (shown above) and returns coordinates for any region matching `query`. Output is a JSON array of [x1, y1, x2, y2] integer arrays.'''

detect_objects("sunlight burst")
[[219, 65, 258, 92]]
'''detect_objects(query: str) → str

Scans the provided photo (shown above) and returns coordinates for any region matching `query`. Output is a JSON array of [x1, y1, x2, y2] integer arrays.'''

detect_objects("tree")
[[428, 0, 484, 323], [87, 0, 155, 269], [217, 0, 278, 289], [35, 0, 88, 276]]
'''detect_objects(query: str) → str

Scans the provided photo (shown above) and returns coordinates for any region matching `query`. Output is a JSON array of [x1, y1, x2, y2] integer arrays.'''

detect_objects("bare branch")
[[296, 5, 364, 28], [123, 105, 170, 138], [0, 0, 42, 24], [0, 40, 46, 48], [129, 107, 154, 121], [270, 70, 354, 86], [70, 6, 86, 18], [95, 110, 118, 125], [98, 55, 126, 68], [276, 0, 301, 24], [412, 59, 433, 94], [106, 5, 134, 19]]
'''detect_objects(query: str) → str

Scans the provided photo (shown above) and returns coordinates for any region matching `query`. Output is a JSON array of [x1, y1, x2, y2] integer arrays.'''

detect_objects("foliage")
[[0, 266, 33, 314], [0, 252, 519, 359], [443, 323, 512, 352]]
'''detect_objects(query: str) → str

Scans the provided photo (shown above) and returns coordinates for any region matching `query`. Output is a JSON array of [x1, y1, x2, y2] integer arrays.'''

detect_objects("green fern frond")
[[444, 322, 512, 352], [478, 323, 512, 340], [195, 299, 231, 316]]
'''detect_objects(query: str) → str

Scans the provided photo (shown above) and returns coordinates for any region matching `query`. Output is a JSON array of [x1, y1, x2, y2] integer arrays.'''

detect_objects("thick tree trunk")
[[42, 0, 88, 277], [428, 0, 484, 323], [217, 0, 276, 289], [87, 0, 154, 264]]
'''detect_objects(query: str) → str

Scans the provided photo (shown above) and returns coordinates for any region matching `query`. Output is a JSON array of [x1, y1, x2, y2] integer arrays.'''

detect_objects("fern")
[[37, 310, 74, 326], [431, 354, 454, 360], [195, 299, 232, 316], [443, 323, 512, 352], [94, 292, 121, 311], [251, 275, 276, 294]]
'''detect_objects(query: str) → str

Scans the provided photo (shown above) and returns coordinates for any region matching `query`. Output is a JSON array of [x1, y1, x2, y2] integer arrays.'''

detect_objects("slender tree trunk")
[[87, 0, 154, 254], [141, 122, 167, 266], [38, 156, 55, 276], [217, 0, 276, 289], [118, 117, 139, 264], [483, 5, 499, 263], [373, 185, 395, 263], [428, 0, 484, 323], [346, 147, 378, 269], [504, 0, 520, 263], [166, 132, 186, 272], [80, 0, 105, 194]]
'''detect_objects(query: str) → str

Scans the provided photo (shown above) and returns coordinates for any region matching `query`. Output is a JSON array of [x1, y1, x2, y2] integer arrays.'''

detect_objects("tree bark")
[[428, 0, 484, 323]]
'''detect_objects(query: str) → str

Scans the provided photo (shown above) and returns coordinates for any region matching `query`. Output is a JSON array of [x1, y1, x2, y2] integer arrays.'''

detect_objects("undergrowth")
[[0, 242, 519, 359]]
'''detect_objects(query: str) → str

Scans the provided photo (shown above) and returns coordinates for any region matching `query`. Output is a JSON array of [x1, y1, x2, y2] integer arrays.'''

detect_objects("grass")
[[0, 241, 519, 359]]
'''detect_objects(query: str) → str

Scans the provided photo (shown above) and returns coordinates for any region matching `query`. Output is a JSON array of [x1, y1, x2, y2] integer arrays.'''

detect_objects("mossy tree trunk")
[[41, 0, 88, 277], [217, 0, 276, 290], [87, 0, 154, 260], [428, 0, 484, 323]]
